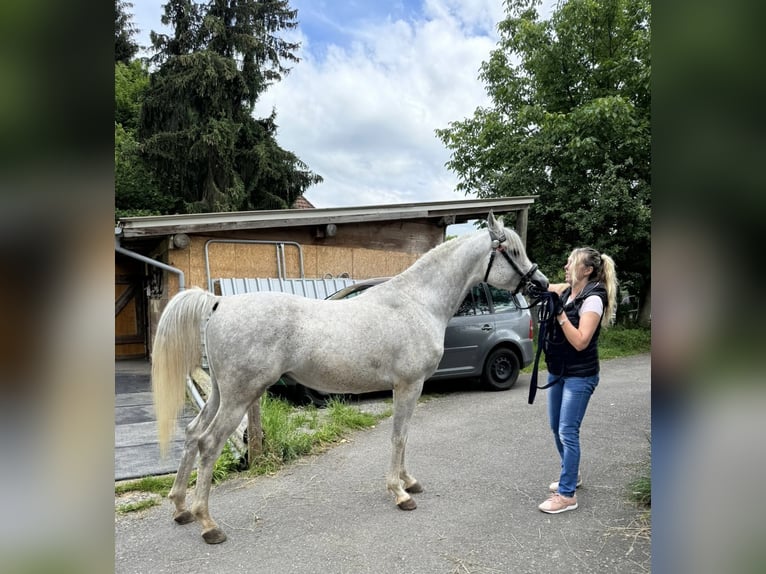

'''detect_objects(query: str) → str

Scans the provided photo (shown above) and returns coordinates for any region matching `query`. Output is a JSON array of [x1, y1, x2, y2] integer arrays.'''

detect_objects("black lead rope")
[[527, 291, 559, 405]]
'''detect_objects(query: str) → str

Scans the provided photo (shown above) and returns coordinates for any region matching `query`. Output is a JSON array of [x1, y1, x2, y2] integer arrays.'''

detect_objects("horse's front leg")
[[387, 379, 424, 510]]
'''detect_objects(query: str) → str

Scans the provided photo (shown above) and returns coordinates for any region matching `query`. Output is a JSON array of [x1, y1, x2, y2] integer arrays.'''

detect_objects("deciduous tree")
[[437, 0, 650, 323]]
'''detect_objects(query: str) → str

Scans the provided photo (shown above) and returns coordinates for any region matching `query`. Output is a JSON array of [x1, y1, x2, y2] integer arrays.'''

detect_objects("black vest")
[[543, 282, 607, 377]]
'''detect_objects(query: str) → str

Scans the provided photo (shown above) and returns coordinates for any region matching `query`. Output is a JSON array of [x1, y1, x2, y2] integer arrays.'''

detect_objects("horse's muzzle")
[[525, 279, 549, 300]]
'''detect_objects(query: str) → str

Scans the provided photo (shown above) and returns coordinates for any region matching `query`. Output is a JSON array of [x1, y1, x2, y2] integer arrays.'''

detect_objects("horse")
[[151, 211, 549, 544]]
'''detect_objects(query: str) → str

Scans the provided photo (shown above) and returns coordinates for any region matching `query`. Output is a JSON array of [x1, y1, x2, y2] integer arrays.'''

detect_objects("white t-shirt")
[[566, 294, 604, 317]]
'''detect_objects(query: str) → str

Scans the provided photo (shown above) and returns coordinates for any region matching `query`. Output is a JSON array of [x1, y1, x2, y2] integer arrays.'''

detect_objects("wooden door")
[[115, 256, 147, 359]]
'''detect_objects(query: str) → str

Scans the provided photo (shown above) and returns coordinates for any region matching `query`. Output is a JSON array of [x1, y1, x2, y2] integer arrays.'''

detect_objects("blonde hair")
[[569, 247, 618, 328]]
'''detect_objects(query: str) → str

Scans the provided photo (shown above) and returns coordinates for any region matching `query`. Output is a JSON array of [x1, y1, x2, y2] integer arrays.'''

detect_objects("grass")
[[629, 474, 651, 507], [116, 498, 161, 514], [598, 325, 651, 360], [115, 474, 176, 497], [249, 394, 387, 475], [614, 463, 651, 560]]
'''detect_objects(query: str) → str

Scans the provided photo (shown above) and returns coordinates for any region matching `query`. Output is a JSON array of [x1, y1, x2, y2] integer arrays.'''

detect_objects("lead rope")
[[527, 291, 559, 404]]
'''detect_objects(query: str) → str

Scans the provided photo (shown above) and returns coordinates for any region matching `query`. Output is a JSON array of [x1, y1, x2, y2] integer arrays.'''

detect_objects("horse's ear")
[[487, 210, 497, 228], [487, 210, 501, 232]]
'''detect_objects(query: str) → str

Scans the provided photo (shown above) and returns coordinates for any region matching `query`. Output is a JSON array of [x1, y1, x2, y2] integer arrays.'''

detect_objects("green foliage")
[[115, 1, 139, 64], [116, 498, 161, 514], [115, 122, 176, 218], [135, 0, 322, 214], [212, 442, 244, 483], [115, 60, 149, 130], [598, 325, 651, 360], [115, 57, 177, 218], [629, 475, 651, 507], [249, 394, 385, 476], [436, 0, 651, 313]]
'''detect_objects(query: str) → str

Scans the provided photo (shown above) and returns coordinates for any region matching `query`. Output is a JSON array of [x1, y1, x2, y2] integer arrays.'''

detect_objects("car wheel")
[[481, 347, 520, 391], [300, 384, 333, 407]]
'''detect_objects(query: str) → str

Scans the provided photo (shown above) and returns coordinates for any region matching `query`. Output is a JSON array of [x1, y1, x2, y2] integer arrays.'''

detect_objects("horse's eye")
[[511, 248, 520, 257]]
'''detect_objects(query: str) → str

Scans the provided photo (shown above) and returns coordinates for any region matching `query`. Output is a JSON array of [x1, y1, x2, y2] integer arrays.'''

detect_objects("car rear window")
[[455, 284, 490, 316]]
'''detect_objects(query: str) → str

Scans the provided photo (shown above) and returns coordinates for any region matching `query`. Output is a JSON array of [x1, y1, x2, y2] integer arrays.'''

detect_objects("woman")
[[538, 247, 618, 514]]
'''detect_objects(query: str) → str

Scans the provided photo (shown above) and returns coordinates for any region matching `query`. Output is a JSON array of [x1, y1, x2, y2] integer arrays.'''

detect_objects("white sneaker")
[[549, 474, 582, 492]]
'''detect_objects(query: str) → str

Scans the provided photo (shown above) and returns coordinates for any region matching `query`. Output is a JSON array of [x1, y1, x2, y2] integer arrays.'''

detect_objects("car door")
[[434, 283, 492, 378]]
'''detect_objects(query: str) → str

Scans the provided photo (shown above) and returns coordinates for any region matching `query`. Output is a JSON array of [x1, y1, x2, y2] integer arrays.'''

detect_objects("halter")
[[482, 228, 540, 296], [482, 227, 553, 405]]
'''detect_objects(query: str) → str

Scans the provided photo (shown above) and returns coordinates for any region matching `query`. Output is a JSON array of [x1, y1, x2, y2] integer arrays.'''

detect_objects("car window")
[[487, 285, 519, 313], [343, 287, 369, 299], [454, 284, 490, 316]]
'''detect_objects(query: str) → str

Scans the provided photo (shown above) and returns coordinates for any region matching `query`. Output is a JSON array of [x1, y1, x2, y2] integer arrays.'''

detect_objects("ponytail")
[[570, 247, 619, 328], [598, 254, 618, 328]]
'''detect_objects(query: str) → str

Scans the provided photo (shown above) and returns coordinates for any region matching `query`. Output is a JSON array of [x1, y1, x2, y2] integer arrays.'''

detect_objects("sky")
[[129, 0, 555, 234]]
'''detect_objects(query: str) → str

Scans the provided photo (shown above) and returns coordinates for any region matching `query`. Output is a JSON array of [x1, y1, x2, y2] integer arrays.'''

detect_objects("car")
[[282, 277, 535, 405]]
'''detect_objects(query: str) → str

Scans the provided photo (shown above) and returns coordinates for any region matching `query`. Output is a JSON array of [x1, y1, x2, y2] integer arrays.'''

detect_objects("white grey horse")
[[151, 211, 548, 544]]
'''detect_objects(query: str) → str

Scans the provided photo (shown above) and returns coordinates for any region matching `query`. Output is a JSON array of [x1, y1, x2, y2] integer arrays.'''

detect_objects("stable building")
[[114, 196, 537, 360]]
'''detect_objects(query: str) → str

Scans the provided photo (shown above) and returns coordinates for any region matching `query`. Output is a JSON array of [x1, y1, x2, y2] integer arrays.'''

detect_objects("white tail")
[[151, 288, 218, 456]]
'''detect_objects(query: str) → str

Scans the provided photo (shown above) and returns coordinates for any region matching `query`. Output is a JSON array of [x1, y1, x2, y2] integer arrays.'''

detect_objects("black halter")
[[483, 229, 539, 296]]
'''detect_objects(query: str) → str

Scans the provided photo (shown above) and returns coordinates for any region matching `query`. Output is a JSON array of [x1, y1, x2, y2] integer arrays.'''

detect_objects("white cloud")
[[254, 0, 507, 208], [129, 0, 557, 212]]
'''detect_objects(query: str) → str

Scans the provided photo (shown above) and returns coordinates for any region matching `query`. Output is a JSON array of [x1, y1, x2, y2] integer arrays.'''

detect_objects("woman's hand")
[[547, 283, 569, 296]]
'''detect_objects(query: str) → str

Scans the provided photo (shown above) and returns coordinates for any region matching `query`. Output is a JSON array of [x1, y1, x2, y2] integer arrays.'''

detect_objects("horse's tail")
[[151, 287, 218, 456]]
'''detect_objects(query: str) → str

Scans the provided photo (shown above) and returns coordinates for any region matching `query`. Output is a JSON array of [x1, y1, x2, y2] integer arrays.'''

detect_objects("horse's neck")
[[394, 232, 490, 323]]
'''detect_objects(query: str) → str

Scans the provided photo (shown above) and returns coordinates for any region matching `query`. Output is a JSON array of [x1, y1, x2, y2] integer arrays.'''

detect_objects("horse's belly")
[[288, 340, 442, 394], [286, 367, 394, 394]]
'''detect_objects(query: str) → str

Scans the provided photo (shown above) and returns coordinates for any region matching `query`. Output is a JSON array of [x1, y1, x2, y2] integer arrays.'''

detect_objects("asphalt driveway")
[[115, 354, 651, 573]]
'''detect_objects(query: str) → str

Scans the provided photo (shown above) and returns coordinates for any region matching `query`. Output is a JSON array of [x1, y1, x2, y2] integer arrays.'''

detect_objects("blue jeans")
[[547, 373, 599, 497]]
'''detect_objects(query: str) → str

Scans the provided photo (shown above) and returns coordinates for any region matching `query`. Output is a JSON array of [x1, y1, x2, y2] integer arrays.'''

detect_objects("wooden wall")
[[128, 219, 446, 360], [164, 220, 444, 292]]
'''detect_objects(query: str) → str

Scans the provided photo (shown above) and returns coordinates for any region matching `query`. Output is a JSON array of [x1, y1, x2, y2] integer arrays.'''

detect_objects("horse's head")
[[485, 211, 549, 297]]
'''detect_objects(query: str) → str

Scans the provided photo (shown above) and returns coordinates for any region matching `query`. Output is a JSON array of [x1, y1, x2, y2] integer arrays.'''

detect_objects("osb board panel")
[[166, 237, 195, 289], [166, 225, 443, 291], [351, 248, 419, 278], [193, 220, 443, 254], [202, 242, 305, 280], [315, 246, 354, 278], [205, 242, 280, 278], [333, 221, 444, 254]]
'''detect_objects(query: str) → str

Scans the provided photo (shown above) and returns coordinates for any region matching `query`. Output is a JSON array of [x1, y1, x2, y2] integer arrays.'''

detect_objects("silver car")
[[283, 278, 535, 404]]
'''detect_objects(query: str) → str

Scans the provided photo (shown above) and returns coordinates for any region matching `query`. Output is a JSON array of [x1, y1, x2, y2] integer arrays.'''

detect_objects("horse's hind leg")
[[387, 380, 424, 510], [167, 393, 218, 525], [191, 395, 255, 544]]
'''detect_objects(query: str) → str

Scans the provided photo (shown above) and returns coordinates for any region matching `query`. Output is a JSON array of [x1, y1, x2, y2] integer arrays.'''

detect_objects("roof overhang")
[[117, 196, 537, 239]]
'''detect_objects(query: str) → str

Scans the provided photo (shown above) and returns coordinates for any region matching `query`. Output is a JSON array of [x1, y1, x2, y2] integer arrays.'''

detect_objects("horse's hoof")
[[173, 510, 195, 525], [202, 527, 228, 544], [397, 498, 417, 511], [405, 481, 423, 494]]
